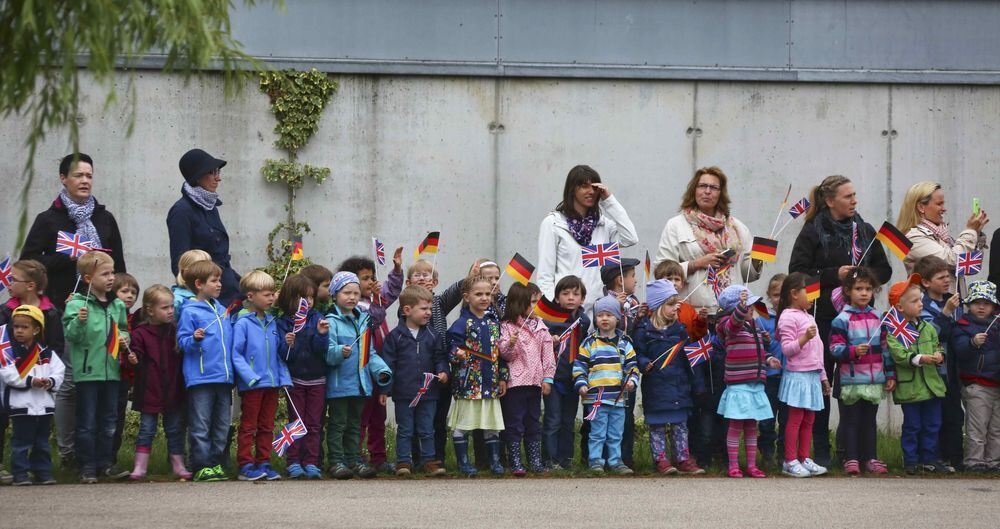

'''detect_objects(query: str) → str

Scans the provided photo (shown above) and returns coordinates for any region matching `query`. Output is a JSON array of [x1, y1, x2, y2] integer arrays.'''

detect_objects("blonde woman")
[[897, 181, 988, 276]]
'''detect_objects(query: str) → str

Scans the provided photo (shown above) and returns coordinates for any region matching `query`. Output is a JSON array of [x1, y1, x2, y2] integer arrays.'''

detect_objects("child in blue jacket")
[[231, 271, 291, 482], [176, 261, 235, 482]]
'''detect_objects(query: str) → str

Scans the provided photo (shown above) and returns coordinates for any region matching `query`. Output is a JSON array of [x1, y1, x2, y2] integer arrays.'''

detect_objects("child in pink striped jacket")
[[499, 283, 555, 476]]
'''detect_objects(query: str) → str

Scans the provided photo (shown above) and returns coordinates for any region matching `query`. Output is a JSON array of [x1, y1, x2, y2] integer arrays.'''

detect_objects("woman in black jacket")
[[166, 149, 241, 307], [788, 174, 892, 467], [20, 153, 127, 311]]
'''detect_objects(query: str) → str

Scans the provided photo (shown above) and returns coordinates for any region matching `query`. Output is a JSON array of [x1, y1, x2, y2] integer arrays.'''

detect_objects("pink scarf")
[[683, 208, 744, 289], [919, 219, 955, 246]]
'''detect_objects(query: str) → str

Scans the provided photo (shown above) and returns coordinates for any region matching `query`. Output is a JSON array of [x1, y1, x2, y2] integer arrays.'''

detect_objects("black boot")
[[454, 437, 477, 477], [526, 439, 545, 473], [486, 438, 505, 475], [507, 441, 526, 476]]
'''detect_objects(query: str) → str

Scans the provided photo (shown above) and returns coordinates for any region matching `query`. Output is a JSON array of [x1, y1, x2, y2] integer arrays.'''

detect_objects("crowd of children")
[[2, 226, 1000, 486]]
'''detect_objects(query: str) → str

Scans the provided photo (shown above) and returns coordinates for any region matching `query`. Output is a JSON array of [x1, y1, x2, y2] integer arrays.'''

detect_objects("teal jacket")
[[324, 305, 391, 398]]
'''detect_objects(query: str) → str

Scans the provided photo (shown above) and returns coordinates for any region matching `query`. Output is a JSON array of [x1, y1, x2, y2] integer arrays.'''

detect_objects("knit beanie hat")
[[329, 271, 360, 296], [717, 285, 762, 313], [646, 279, 678, 312], [593, 294, 622, 321]]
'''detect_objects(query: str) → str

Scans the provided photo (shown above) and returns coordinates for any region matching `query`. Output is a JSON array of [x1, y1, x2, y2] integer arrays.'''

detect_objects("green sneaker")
[[209, 464, 228, 481], [194, 467, 215, 482]]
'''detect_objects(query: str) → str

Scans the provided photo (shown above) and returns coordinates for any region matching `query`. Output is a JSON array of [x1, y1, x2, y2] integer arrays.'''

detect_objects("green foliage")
[[258, 69, 337, 156], [261, 159, 330, 190], [0, 0, 278, 252], [263, 221, 312, 289]]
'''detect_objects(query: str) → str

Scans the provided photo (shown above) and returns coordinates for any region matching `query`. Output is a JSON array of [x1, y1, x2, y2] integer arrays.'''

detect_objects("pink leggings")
[[784, 407, 815, 463], [726, 419, 758, 470]]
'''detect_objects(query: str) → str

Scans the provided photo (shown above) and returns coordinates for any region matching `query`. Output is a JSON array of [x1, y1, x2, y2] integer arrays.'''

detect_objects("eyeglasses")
[[411, 273, 434, 280], [696, 183, 721, 192]]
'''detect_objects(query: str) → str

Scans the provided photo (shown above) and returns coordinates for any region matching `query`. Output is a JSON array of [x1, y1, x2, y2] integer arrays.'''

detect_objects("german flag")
[[357, 327, 372, 370], [805, 276, 821, 303], [460, 345, 497, 363], [659, 341, 684, 370], [875, 222, 913, 261], [750, 237, 778, 263], [413, 231, 440, 260], [17, 343, 40, 379], [534, 296, 570, 323], [505, 253, 535, 285], [290, 235, 303, 261], [644, 250, 651, 281], [106, 321, 120, 360]]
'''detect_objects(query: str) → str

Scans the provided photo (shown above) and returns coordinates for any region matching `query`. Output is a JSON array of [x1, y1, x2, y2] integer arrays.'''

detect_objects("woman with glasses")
[[654, 166, 761, 312], [167, 149, 242, 307]]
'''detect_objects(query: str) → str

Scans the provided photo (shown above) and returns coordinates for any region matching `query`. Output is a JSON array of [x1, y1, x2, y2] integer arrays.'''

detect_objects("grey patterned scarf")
[[183, 182, 219, 211], [59, 188, 102, 248]]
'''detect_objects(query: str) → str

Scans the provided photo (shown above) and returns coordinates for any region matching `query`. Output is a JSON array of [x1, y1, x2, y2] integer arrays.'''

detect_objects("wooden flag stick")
[[769, 184, 792, 238], [856, 237, 879, 267]]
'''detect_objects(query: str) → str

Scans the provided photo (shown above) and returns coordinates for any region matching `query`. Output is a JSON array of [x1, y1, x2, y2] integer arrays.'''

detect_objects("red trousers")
[[359, 392, 387, 466], [238, 388, 278, 466]]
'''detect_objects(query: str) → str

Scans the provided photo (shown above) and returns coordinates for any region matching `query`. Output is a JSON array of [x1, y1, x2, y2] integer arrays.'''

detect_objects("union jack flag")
[[583, 387, 604, 421], [56, 231, 93, 259], [706, 265, 725, 298], [272, 418, 307, 456], [685, 337, 712, 368], [409, 372, 438, 408], [851, 222, 863, 266], [581, 242, 620, 268], [292, 297, 310, 333], [788, 197, 810, 219], [0, 325, 13, 368], [885, 307, 920, 349], [373, 237, 386, 266], [956, 250, 984, 277], [0, 255, 12, 293]]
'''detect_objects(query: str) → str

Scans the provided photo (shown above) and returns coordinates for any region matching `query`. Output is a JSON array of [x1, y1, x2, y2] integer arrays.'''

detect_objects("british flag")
[[292, 297, 310, 333], [373, 237, 386, 266], [851, 222, 863, 266], [272, 418, 307, 456], [885, 307, 920, 349], [956, 250, 984, 277], [788, 197, 810, 219], [0, 255, 12, 293], [706, 265, 725, 298], [583, 387, 604, 421], [685, 337, 712, 368], [56, 231, 93, 259], [556, 318, 582, 357], [0, 325, 13, 368], [580, 242, 620, 268]]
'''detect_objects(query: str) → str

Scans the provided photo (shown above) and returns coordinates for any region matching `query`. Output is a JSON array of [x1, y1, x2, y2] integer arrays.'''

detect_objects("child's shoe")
[[12, 474, 32, 486], [169, 454, 193, 480], [238, 463, 266, 481], [0, 466, 13, 485], [101, 465, 131, 480], [727, 467, 744, 478], [843, 459, 861, 475], [588, 463, 605, 474], [395, 463, 412, 476], [304, 465, 323, 479], [904, 464, 919, 475], [782, 460, 811, 478], [130, 451, 150, 481], [79, 471, 98, 484], [36, 475, 57, 485], [922, 461, 955, 474], [193, 467, 215, 482], [526, 440, 545, 473], [377, 462, 396, 474], [209, 464, 228, 481], [675, 459, 705, 475], [746, 466, 766, 478], [655, 460, 678, 475], [331, 464, 353, 480], [355, 463, 377, 479], [259, 462, 281, 480], [485, 439, 505, 475], [865, 459, 889, 475], [286, 463, 305, 479], [422, 461, 447, 477], [454, 438, 477, 477], [610, 463, 634, 475], [507, 441, 527, 477], [800, 458, 827, 476]]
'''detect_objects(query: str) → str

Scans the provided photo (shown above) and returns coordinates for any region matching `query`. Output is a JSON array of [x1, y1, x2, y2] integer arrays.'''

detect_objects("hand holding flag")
[[292, 297, 309, 333]]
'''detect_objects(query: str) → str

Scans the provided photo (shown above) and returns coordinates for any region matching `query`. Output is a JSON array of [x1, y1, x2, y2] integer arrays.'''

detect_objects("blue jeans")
[[187, 384, 233, 470], [901, 398, 943, 465], [395, 399, 436, 465], [587, 405, 625, 467], [75, 381, 119, 473], [137, 410, 186, 455], [542, 389, 578, 467], [11, 415, 53, 479]]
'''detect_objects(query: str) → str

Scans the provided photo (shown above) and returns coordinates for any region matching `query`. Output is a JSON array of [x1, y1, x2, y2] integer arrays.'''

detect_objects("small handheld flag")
[[290, 235, 304, 261], [805, 277, 821, 303], [885, 307, 920, 349], [583, 387, 604, 421], [56, 231, 94, 259], [0, 325, 13, 368], [750, 237, 779, 263], [0, 256, 12, 293], [956, 250, 984, 277], [788, 197, 810, 219], [851, 222, 863, 266], [413, 231, 440, 259], [106, 321, 120, 360], [505, 253, 535, 286], [685, 338, 712, 368], [556, 318, 582, 357], [644, 250, 651, 282], [581, 242, 621, 268], [273, 418, 307, 456], [534, 297, 570, 323], [357, 327, 372, 370], [373, 238, 386, 266], [292, 297, 310, 333], [875, 222, 913, 261], [409, 372, 438, 408], [17, 343, 41, 379], [651, 341, 684, 370]]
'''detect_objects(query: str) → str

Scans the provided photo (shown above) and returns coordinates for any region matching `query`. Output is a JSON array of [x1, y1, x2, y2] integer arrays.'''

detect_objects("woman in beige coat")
[[897, 181, 989, 276]]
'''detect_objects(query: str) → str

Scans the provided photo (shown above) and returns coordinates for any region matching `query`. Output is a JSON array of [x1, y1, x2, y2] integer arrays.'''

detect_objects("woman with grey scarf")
[[167, 148, 241, 307]]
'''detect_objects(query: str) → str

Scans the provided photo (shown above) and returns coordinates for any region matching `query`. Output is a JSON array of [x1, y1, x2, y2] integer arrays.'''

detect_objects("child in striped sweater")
[[715, 285, 780, 478], [574, 294, 638, 475], [829, 267, 895, 475]]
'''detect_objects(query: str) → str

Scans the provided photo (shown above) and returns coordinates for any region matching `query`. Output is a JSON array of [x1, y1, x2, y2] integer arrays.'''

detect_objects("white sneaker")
[[800, 458, 828, 476], [782, 460, 811, 478]]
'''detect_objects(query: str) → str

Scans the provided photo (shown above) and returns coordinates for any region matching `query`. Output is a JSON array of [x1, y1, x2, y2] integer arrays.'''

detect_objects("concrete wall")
[[3, 72, 999, 430]]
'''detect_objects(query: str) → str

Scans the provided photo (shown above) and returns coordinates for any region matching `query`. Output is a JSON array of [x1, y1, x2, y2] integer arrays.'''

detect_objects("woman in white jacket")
[[654, 166, 761, 312], [536, 165, 638, 310]]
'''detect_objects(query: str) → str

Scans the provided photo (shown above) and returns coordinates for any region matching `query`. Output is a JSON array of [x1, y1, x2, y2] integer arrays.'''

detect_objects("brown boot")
[[422, 461, 447, 477], [395, 463, 412, 476]]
